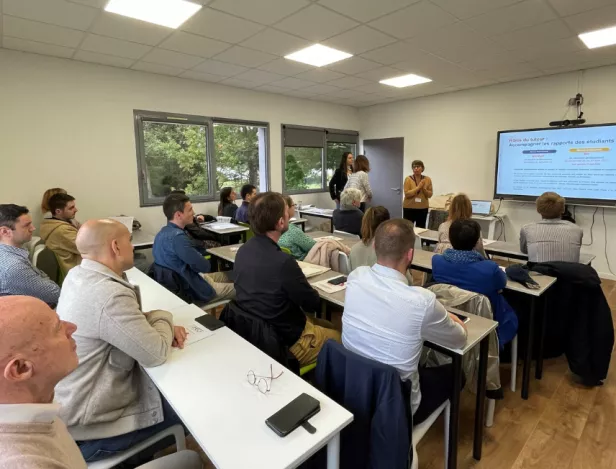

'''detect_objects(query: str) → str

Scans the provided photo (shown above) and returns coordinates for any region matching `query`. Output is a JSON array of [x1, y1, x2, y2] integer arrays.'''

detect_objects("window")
[[135, 111, 269, 206], [282, 125, 359, 194]]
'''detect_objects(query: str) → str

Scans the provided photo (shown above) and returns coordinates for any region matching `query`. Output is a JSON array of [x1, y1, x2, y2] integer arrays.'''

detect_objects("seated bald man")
[[54, 219, 190, 464], [0, 297, 202, 469]]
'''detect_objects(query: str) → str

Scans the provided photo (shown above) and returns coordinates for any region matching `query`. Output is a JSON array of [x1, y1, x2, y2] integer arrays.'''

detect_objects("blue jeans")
[[78, 395, 185, 464]]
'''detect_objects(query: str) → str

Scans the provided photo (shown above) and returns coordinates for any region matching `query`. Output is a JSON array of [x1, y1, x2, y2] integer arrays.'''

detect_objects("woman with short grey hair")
[[333, 188, 364, 236]]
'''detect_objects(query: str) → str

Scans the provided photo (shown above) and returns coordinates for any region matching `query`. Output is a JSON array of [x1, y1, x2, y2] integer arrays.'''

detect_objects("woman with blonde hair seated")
[[435, 193, 487, 258], [349, 206, 390, 271]]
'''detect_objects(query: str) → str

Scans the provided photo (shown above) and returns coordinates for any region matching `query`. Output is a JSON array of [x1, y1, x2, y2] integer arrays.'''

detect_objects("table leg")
[[326, 433, 341, 469], [522, 298, 536, 400], [488, 220, 496, 240], [447, 354, 463, 469], [320, 300, 327, 321], [301, 222, 306, 232], [535, 295, 548, 380], [330, 220, 334, 233], [473, 337, 489, 460]]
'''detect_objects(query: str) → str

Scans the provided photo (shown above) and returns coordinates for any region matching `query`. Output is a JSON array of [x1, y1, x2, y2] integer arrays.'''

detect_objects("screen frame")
[[493, 123, 616, 207]]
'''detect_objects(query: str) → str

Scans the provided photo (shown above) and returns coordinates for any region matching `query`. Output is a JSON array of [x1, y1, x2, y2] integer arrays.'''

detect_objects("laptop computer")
[[471, 200, 493, 216]]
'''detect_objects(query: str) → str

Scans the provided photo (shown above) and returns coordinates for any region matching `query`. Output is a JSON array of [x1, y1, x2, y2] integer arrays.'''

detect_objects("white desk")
[[125, 268, 353, 469], [298, 208, 334, 233], [290, 218, 308, 231], [427, 211, 504, 240], [201, 223, 249, 244], [131, 230, 156, 250]]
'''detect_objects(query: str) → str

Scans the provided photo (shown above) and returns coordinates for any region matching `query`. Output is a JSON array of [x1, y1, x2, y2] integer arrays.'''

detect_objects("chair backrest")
[[33, 245, 60, 284], [23, 236, 43, 260], [238, 222, 255, 242], [334, 229, 360, 239], [338, 251, 351, 275], [314, 341, 410, 469]]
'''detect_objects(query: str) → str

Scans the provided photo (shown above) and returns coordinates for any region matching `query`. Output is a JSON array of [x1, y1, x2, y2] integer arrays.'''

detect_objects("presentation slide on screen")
[[496, 126, 616, 201]]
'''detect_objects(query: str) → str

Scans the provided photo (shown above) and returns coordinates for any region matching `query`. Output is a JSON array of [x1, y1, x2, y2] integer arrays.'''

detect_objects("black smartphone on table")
[[265, 393, 320, 437], [195, 314, 225, 331], [327, 276, 347, 286], [451, 311, 470, 323]]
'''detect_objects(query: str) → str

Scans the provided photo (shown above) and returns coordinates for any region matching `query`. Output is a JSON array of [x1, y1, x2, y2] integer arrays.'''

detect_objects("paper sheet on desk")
[[208, 222, 237, 230], [297, 261, 330, 278], [414, 228, 428, 235], [313, 279, 346, 293], [169, 304, 214, 346], [314, 236, 343, 241], [483, 239, 497, 246]]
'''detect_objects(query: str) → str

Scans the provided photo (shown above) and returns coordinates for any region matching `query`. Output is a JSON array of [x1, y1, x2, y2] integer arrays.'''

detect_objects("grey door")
[[363, 137, 404, 217]]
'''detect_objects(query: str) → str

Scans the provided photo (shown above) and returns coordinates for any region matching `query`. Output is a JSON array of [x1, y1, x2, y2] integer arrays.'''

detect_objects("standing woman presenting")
[[328, 152, 354, 209], [345, 154, 373, 212], [403, 160, 433, 228]]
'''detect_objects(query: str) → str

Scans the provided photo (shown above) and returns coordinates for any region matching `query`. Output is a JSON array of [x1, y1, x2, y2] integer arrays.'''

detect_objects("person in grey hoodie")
[[55, 219, 188, 464]]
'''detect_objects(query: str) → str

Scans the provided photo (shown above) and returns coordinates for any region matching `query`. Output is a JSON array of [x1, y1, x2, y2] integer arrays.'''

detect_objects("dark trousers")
[[78, 395, 184, 465], [412, 364, 458, 425], [403, 208, 429, 228]]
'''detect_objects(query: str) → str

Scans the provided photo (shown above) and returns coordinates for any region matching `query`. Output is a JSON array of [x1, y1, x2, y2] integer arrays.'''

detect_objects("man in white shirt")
[[342, 218, 467, 424]]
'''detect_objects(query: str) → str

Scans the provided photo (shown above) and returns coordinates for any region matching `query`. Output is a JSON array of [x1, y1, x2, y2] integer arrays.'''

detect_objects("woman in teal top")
[[279, 195, 317, 260]]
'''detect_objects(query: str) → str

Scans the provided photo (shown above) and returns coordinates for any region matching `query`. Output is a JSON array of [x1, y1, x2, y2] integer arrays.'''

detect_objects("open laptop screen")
[[471, 200, 492, 216]]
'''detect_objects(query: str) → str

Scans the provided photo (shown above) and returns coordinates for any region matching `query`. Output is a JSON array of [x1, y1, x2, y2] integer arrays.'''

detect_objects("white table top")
[[291, 218, 308, 225], [298, 208, 334, 218], [201, 223, 249, 235], [125, 268, 353, 469], [131, 230, 155, 248]]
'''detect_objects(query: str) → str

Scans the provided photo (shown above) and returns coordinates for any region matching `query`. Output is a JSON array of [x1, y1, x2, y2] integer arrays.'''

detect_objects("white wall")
[[359, 65, 616, 279], [0, 49, 357, 234]]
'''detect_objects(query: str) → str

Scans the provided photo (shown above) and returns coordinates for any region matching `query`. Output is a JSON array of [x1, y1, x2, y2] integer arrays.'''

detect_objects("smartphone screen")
[[266, 393, 320, 437], [195, 314, 225, 331], [451, 312, 470, 323], [327, 276, 347, 286]]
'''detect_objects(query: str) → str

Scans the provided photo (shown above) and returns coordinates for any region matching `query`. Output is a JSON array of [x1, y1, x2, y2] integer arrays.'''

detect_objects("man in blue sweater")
[[153, 193, 234, 304], [432, 219, 518, 346]]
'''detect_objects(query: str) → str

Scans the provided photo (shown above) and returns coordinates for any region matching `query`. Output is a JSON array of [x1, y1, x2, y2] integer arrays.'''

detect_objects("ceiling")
[[2, 0, 616, 107]]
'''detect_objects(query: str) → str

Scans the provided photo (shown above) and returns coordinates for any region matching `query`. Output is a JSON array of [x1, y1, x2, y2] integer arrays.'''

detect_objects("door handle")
[[390, 187, 401, 192]]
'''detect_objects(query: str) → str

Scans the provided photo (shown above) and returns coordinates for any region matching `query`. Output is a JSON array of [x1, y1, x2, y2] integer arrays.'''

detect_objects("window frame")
[[134, 110, 270, 207], [281, 124, 359, 195]]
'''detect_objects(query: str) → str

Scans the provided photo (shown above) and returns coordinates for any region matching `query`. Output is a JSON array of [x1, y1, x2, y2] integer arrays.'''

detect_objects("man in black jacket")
[[170, 190, 219, 253], [234, 192, 340, 366]]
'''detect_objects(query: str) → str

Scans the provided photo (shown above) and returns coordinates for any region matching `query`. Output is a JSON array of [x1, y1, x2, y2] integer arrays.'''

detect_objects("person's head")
[[76, 219, 134, 274], [163, 193, 194, 228], [0, 204, 35, 248], [340, 188, 361, 209], [449, 219, 481, 251], [361, 206, 390, 245], [448, 193, 472, 222], [248, 192, 289, 237], [412, 160, 425, 176], [353, 154, 370, 173], [41, 188, 67, 213], [0, 296, 78, 404], [339, 152, 354, 172], [169, 189, 186, 195], [374, 219, 416, 273], [218, 187, 237, 215], [283, 195, 296, 219], [48, 193, 77, 221], [241, 184, 257, 202], [536, 192, 565, 220]]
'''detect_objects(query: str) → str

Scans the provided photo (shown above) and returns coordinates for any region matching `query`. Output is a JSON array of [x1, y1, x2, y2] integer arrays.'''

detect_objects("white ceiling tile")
[[302, 83, 341, 94], [324, 88, 364, 98], [212, 45, 277, 67], [512, 37, 586, 61], [192, 59, 248, 76], [219, 77, 260, 89], [407, 22, 506, 62], [132, 61, 184, 76], [275, 4, 358, 42], [563, 4, 616, 34], [91, 13, 173, 46], [294, 68, 346, 82], [547, 0, 616, 17], [158, 31, 230, 58], [317, 0, 419, 23], [65, 0, 106, 6], [239, 28, 309, 56], [326, 56, 381, 74], [269, 77, 316, 89], [391, 56, 470, 85], [280, 89, 319, 98], [257, 58, 314, 76], [369, 1, 457, 39], [181, 8, 265, 43], [492, 20, 574, 51], [232, 69, 286, 84], [73, 50, 135, 67], [180, 70, 226, 82], [464, 0, 557, 37], [140, 48, 204, 69], [3, 0, 98, 31], [464, 59, 541, 79], [493, 70, 545, 82], [360, 41, 428, 65], [2, 16, 85, 48], [352, 82, 389, 93], [326, 75, 373, 88], [324, 25, 397, 54], [458, 51, 526, 71], [254, 84, 288, 93], [431, 0, 523, 20], [355, 66, 404, 82], [80, 34, 151, 60], [3, 36, 75, 58], [208, 0, 309, 25]]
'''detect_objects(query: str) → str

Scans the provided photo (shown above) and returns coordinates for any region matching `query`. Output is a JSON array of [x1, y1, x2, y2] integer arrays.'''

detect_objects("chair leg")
[[444, 401, 450, 469], [511, 335, 518, 393], [485, 399, 495, 428], [411, 444, 419, 469]]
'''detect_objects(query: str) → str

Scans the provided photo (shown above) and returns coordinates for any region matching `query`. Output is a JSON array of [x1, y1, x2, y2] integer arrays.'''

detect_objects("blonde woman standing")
[[403, 160, 433, 228], [435, 193, 487, 258]]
